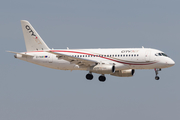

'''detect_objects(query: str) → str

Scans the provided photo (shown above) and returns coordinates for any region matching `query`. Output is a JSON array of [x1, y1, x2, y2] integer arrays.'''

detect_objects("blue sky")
[[1, 0, 180, 120]]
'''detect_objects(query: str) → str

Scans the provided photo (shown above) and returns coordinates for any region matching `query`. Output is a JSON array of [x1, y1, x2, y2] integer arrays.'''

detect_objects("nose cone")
[[167, 58, 175, 67]]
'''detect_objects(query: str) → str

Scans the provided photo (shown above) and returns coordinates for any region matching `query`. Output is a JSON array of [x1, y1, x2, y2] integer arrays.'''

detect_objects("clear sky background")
[[1, 0, 179, 120]]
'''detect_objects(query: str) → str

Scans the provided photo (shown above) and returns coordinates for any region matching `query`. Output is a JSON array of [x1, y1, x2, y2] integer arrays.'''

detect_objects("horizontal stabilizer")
[[7, 51, 34, 57]]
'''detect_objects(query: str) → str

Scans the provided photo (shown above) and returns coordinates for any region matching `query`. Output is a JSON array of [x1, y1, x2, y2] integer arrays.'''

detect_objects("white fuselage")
[[16, 48, 175, 72]]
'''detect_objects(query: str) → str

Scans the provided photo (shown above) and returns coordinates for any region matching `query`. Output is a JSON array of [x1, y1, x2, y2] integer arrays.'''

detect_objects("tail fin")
[[21, 20, 50, 52]]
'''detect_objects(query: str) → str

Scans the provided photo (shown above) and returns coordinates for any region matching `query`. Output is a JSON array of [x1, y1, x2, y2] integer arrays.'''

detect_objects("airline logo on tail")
[[25, 25, 42, 44], [25, 25, 36, 37]]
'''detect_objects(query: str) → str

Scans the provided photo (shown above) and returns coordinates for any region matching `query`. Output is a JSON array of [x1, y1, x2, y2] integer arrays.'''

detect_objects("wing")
[[46, 51, 97, 67]]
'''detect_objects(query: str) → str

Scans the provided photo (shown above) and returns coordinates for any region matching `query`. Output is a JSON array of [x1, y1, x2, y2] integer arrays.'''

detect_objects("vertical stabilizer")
[[21, 20, 50, 52]]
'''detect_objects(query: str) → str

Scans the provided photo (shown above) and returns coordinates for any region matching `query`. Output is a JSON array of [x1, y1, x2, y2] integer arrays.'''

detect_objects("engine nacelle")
[[111, 69, 135, 77], [90, 64, 115, 74]]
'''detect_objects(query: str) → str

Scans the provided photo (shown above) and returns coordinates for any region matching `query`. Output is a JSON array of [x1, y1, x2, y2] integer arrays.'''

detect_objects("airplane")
[[7, 20, 175, 82]]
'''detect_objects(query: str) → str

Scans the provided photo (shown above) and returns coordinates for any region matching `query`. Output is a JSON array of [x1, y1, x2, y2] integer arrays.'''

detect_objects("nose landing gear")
[[154, 68, 161, 80]]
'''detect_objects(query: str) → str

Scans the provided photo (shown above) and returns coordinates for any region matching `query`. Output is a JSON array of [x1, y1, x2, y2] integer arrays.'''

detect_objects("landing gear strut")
[[154, 68, 161, 80], [98, 75, 106, 82], [86, 73, 93, 80]]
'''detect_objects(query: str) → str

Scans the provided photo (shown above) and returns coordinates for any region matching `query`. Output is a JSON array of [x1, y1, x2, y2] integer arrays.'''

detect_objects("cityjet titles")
[[121, 50, 139, 53]]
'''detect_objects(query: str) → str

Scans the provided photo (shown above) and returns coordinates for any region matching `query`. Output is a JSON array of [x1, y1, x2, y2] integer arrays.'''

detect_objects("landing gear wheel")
[[86, 74, 93, 80], [98, 75, 106, 82], [155, 76, 160, 80]]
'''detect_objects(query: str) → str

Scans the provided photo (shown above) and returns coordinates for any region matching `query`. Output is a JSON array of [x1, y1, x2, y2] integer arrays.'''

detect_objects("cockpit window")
[[155, 53, 168, 57], [161, 53, 168, 57], [158, 53, 162, 56]]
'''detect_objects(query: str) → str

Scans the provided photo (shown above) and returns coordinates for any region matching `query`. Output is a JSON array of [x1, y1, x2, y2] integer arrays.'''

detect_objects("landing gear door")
[[145, 51, 151, 62]]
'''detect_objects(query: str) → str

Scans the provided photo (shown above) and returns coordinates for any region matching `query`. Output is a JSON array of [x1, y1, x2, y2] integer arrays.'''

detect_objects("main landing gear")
[[86, 73, 106, 82], [154, 68, 161, 80]]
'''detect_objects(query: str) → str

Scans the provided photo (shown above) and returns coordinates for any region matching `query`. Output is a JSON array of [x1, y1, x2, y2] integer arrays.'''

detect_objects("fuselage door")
[[48, 54, 53, 63], [145, 51, 151, 62]]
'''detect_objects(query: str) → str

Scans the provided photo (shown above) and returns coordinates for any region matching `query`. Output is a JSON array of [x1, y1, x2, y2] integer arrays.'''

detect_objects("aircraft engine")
[[90, 64, 115, 74], [111, 69, 135, 77]]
